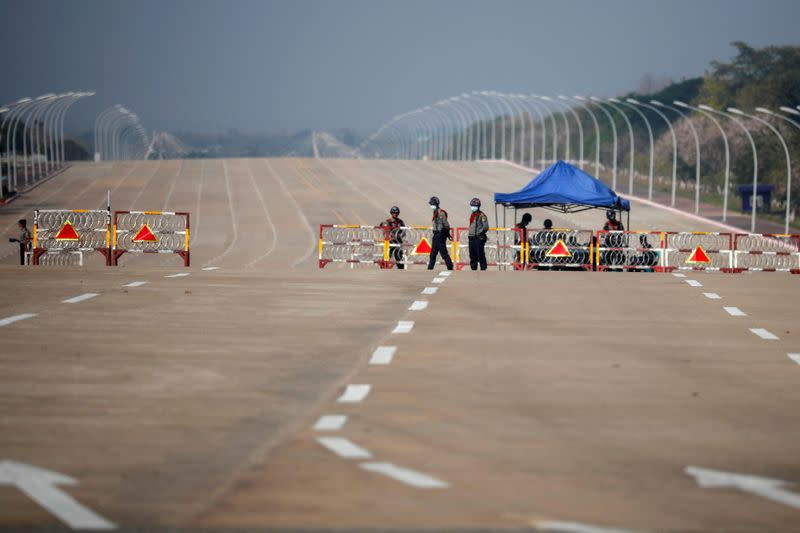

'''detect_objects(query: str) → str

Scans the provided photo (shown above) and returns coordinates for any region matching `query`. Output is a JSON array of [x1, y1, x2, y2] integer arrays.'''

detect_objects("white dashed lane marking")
[[369, 346, 396, 365], [672, 272, 686, 278], [788, 354, 800, 366], [202, 266, 220, 271], [123, 281, 148, 288], [409, 300, 428, 311], [703, 292, 721, 299], [438, 271, 452, 277], [532, 520, 644, 533], [723, 306, 747, 317], [750, 328, 779, 340], [359, 462, 449, 489], [392, 321, 414, 334], [685, 279, 702, 287], [313, 415, 347, 431], [337, 384, 371, 403], [422, 287, 438, 295], [317, 437, 372, 458], [165, 273, 190, 278], [432, 277, 446, 284], [62, 293, 99, 304], [0, 313, 37, 327]]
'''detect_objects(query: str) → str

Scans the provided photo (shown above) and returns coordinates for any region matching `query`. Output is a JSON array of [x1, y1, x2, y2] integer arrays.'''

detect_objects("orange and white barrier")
[[732, 233, 800, 273], [32, 208, 112, 266], [662, 232, 734, 272], [526, 229, 594, 270], [595, 230, 664, 271], [112, 210, 190, 266], [454, 227, 522, 270]]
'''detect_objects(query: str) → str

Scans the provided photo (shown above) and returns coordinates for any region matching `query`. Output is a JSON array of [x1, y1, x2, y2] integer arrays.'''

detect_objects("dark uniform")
[[514, 213, 532, 269], [9, 220, 32, 266], [379, 210, 406, 269], [467, 198, 489, 270], [602, 210, 626, 267], [427, 196, 453, 270]]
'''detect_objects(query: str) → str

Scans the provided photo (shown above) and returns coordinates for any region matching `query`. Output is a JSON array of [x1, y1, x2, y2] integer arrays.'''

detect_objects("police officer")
[[603, 209, 624, 231], [514, 213, 532, 268], [8, 219, 31, 265], [427, 196, 453, 270], [379, 206, 406, 269], [468, 197, 489, 270]]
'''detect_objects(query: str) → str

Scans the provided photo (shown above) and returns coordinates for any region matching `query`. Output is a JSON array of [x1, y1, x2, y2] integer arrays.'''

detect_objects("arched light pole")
[[580, 96, 617, 189], [629, 99, 678, 206], [563, 96, 601, 177], [442, 99, 470, 161], [22, 95, 56, 186], [94, 105, 122, 161], [475, 91, 500, 159], [700, 104, 759, 232], [512, 94, 539, 168], [538, 95, 571, 162], [56, 92, 94, 167], [611, 98, 654, 199], [470, 92, 497, 159], [487, 91, 515, 160], [433, 103, 461, 160], [3, 97, 34, 190], [425, 105, 450, 160], [675, 101, 731, 221], [547, 96, 584, 168], [742, 107, 793, 233], [455, 95, 483, 160], [598, 97, 634, 194], [653, 100, 701, 214], [504, 94, 530, 164], [521, 95, 555, 167]]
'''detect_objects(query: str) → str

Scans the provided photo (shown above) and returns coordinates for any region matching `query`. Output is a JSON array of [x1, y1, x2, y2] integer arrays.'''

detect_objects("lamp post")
[[675, 101, 731, 221], [443, 99, 470, 161], [743, 107, 792, 233], [56, 92, 94, 167], [599, 97, 634, 194], [504, 94, 530, 164], [94, 105, 122, 161], [475, 91, 500, 159], [611, 98, 653, 198], [580, 96, 617, 188], [700, 104, 759, 232], [22, 95, 56, 186], [458, 94, 486, 160], [538, 95, 571, 162], [486, 91, 515, 160], [563, 96, 601, 177], [547, 96, 584, 168], [522, 95, 555, 167], [470, 92, 497, 159], [3, 97, 34, 191], [629, 99, 678, 206], [433, 103, 460, 160], [653, 100, 701, 214]]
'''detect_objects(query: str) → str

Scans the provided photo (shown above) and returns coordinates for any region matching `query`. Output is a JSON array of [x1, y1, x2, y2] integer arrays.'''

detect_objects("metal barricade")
[[454, 227, 522, 270], [663, 232, 734, 272], [113, 210, 190, 266], [389, 226, 455, 269], [733, 233, 800, 273], [525, 229, 594, 270], [32, 208, 111, 266], [318, 225, 387, 268], [595, 230, 665, 272]]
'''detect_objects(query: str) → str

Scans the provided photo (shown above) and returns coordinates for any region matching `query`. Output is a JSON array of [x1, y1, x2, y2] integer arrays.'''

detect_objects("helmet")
[[543, 218, 553, 229], [429, 196, 440, 206], [390, 206, 400, 215], [606, 209, 616, 220], [520, 213, 532, 224], [470, 197, 481, 207]]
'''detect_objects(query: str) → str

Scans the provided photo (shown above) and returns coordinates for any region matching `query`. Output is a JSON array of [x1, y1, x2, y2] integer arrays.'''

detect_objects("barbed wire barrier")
[[318, 223, 798, 274], [113, 211, 190, 266], [32, 208, 112, 266]]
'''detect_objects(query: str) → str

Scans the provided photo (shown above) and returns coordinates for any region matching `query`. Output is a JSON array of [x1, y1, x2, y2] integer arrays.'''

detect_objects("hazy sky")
[[1, 0, 798, 134]]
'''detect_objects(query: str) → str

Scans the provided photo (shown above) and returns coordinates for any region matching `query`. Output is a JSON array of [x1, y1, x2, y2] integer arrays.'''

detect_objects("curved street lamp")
[[521, 95, 555, 167], [599, 97, 635, 195], [562, 96, 601, 177], [538, 95, 571, 163], [580, 96, 617, 189], [611, 98, 654, 198], [547, 96, 584, 169], [629, 99, 678, 206], [653, 100, 701, 214]]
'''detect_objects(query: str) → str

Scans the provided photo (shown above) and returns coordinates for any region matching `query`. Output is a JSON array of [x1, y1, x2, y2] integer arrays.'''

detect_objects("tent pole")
[[494, 203, 498, 228]]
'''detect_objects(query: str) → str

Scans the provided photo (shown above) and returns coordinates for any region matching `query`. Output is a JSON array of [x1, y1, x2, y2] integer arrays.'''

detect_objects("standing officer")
[[468, 198, 489, 270], [8, 219, 32, 265], [379, 206, 406, 269], [427, 196, 453, 270], [514, 212, 532, 268]]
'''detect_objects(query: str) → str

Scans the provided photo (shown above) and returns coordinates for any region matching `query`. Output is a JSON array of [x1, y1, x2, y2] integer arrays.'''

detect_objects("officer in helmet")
[[603, 209, 624, 231], [379, 206, 406, 269], [467, 197, 489, 270], [427, 196, 453, 270]]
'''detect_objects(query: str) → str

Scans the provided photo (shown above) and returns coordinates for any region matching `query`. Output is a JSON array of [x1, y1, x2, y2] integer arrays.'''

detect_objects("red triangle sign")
[[686, 245, 711, 264], [54, 221, 80, 241], [413, 237, 432, 255], [546, 239, 571, 257], [132, 224, 159, 243]]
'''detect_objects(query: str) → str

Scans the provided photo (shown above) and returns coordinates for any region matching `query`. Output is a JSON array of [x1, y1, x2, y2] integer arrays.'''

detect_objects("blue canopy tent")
[[493, 160, 631, 227]]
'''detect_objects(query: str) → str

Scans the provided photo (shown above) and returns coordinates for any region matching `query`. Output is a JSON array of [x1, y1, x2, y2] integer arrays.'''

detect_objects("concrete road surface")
[[0, 159, 798, 532]]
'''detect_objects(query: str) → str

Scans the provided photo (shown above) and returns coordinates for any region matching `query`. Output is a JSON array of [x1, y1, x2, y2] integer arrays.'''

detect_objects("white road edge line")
[[201, 266, 220, 271], [359, 462, 449, 489], [313, 415, 347, 431], [788, 353, 800, 366], [531, 520, 645, 533], [62, 293, 99, 304], [0, 313, 37, 327], [422, 287, 438, 295], [317, 437, 371, 459], [337, 384, 371, 403], [703, 292, 721, 299], [685, 279, 702, 287], [123, 281, 148, 288], [723, 306, 747, 317], [369, 346, 397, 365], [409, 300, 428, 311], [165, 273, 190, 278], [392, 321, 414, 334], [672, 272, 687, 278], [750, 328, 779, 340], [432, 277, 446, 284]]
